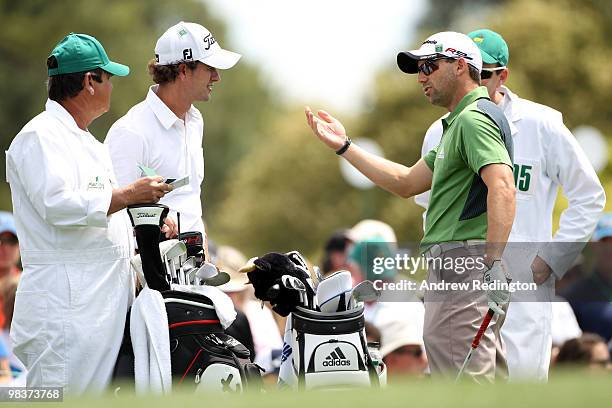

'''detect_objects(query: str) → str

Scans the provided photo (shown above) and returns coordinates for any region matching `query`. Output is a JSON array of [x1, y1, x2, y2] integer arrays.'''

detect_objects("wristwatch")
[[335, 137, 352, 155]]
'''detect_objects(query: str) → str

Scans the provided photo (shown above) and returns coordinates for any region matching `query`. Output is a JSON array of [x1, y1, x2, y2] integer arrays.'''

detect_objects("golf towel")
[[171, 284, 237, 329], [131, 287, 172, 394]]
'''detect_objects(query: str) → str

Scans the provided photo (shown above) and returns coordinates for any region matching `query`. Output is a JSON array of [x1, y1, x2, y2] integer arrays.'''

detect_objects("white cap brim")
[[380, 336, 423, 358], [200, 48, 242, 69]]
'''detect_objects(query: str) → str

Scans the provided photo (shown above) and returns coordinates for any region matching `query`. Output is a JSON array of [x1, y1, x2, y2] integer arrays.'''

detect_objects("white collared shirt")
[[5, 99, 133, 261], [105, 85, 205, 234]]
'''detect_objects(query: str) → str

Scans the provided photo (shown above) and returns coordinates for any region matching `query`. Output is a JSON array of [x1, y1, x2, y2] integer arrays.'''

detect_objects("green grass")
[[24, 373, 610, 408]]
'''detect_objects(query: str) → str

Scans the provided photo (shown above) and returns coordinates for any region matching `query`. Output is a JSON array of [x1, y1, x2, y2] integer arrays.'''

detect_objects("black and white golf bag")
[[116, 203, 263, 393], [280, 305, 386, 390], [239, 252, 386, 390]]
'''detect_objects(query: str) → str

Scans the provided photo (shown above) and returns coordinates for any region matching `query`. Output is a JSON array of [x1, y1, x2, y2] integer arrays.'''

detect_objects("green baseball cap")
[[468, 29, 509, 66], [48, 33, 129, 77]]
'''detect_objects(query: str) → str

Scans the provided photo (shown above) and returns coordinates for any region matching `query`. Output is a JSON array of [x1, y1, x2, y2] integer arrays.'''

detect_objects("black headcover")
[[241, 252, 316, 317], [127, 204, 171, 292]]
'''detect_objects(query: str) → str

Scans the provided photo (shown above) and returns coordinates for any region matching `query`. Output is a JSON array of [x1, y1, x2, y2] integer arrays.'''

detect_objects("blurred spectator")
[[349, 220, 398, 282], [0, 212, 20, 279], [210, 245, 255, 360], [555, 333, 610, 371], [216, 245, 283, 375], [556, 255, 586, 298], [378, 308, 428, 378], [564, 214, 612, 342], [321, 230, 360, 282], [364, 322, 381, 344], [0, 337, 10, 383], [0, 274, 25, 379], [0, 212, 24, 382]]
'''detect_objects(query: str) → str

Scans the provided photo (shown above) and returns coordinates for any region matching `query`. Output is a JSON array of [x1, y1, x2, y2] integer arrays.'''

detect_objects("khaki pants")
[[423, 243, 507, 382]]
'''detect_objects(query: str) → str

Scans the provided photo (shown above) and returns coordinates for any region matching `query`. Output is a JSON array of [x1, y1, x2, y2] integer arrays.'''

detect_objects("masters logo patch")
[[87, 176, 105, 190]]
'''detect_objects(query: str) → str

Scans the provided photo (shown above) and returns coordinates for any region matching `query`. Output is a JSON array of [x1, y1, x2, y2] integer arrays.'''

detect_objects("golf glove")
[[483, 260, 511, 316]]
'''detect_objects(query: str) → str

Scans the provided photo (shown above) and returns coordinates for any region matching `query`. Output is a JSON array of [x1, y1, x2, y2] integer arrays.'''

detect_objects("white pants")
[[501, 300, 552, 381], [11, 257, 133, 395], [501, 244, 554, 382]]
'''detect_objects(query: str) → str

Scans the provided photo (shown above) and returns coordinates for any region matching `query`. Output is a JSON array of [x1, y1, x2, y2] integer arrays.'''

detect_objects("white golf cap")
[[379, 317, 424, 357], [397, 31, 482, 74], [155, 21, 241, 69]]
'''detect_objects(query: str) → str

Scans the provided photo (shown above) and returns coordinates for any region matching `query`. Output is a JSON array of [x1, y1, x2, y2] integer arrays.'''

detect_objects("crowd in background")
[[0, 210, 610, 385]]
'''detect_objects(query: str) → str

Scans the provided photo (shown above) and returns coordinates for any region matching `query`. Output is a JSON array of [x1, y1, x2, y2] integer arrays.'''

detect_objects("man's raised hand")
[[305, 107, 348, 151]]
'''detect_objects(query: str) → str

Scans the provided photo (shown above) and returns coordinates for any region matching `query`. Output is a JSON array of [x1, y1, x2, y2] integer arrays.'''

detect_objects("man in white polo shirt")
[[106, 21, 241, 240]]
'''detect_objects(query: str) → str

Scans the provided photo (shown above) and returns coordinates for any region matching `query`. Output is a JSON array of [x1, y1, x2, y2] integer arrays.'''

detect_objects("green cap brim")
[[479, 49, 500, 65], [101, 60, 130, 76]]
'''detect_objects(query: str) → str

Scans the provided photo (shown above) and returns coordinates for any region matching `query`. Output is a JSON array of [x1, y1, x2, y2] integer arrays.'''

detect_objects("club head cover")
[[179, 231, 204, 257], [317, 270, 352, 312], [238, 252, 315, 316], [127, 204, 171, 291]]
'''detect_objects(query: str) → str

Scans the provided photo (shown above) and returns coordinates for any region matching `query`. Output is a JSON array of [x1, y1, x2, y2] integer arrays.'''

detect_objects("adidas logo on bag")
[[322, 347, 351, 367]]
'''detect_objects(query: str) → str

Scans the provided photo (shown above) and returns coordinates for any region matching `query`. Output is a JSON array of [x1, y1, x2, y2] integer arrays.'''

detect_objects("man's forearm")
[[342, 144, 431, 198], [108, 187, 130, 215], [485, 181, 516, 263]]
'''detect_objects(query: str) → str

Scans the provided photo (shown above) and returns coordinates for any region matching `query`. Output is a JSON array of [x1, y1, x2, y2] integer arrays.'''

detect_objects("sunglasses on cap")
[[480, 66, 506, 80], [417, 57, 457, 76]]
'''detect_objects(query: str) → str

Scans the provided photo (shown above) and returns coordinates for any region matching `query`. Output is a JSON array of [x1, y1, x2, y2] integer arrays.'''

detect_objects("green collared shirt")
[[422, 86, 512, 249]]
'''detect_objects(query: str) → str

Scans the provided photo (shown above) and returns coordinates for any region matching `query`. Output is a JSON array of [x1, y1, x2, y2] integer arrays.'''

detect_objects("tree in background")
[[214, 0, 612, 259]]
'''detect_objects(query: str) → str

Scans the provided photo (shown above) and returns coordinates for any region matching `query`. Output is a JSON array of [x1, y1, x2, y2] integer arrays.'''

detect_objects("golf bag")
[[240, 252, 386, 390], [280, 305, 385, 390], [163, 289, 262, 392], [116, 204, 263, 392]]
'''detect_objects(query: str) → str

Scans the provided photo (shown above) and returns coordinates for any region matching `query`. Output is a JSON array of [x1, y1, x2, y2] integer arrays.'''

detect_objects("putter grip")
[[471, 309, 495, 349]]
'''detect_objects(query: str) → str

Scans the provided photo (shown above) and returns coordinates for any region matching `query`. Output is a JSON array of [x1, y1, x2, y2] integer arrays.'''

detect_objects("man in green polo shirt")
[[305, 31, 516, 381]]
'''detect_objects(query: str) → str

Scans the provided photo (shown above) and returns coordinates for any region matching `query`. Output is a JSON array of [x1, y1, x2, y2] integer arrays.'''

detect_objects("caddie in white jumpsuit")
[[415, 29, 605, 381], [6, 33, 175, 394]]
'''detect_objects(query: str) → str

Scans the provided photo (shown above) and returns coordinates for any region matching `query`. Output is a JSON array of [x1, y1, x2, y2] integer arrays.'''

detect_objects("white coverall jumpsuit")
[[5, 100, 135, 394]]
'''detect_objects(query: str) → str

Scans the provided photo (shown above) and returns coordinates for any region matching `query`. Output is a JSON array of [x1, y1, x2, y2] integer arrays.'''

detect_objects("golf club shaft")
[[455, 308, 495, 381]]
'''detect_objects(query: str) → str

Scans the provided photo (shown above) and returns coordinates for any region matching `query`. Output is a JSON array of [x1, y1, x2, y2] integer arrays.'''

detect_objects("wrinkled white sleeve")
[[7, 131, 111, 228], [537, 114, 606, 278], [414, 119, 444, 230], [105, 123, 146, 187]]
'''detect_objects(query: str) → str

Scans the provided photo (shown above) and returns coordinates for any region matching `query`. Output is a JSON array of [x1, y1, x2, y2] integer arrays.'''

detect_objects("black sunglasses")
[[417, 57, 456, 76], [480, 66, 506, 80]]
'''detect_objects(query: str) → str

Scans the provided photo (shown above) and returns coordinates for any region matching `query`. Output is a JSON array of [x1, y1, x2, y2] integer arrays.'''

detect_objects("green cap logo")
[[178, 28, 188, 37], [435, 44, 443, 53]]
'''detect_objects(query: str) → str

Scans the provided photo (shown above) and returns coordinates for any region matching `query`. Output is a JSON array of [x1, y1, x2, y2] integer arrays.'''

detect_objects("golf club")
[[194, 262, 231, 286], [348, 280, 381, 309], [280, 275, 308, 307], [455, 308, 495, 381]]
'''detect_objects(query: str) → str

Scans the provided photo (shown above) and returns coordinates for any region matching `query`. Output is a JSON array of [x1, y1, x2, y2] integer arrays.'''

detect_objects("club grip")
[[471, 309, 495, 349]]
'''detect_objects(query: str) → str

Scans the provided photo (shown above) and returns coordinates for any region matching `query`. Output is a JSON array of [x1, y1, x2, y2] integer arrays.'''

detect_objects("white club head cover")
[[316, 270, 352, 313]]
